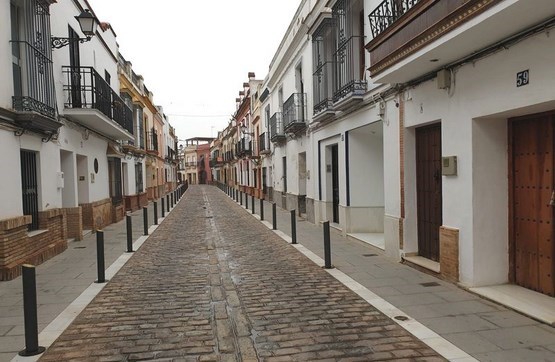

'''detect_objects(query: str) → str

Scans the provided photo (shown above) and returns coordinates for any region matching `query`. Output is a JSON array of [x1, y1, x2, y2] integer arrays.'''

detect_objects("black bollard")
[[166, 194, 170, 212], [126, 214, 133, 252], [246, 193, 249, 209], [272, 203, 277, 230], [143, 206, 148, 236], [96, 230, 106, 283], [251, 195, 255, 214], [161, 197, 165, 218], [323, 221, 332, 268], [18, 265, 45, 356], [240, 191, 243, 205], [260, 198, 264, 221], [291, 210, 297, 244], [171, 193, 174, 208], [154, 201, 158, 225]]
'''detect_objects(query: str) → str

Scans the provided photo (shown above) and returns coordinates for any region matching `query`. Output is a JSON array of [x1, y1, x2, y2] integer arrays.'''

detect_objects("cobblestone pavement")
[[39, 185, 443, 361]]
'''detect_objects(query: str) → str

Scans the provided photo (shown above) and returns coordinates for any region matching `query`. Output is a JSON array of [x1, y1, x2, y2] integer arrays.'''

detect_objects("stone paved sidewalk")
[[0, 201, 161, 362], [38, 186, 443, 361], [246, 190, 555, 362]]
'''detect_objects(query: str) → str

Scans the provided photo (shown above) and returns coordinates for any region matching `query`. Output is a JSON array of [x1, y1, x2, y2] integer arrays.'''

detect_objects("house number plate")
[[516, 69, 529, 87]]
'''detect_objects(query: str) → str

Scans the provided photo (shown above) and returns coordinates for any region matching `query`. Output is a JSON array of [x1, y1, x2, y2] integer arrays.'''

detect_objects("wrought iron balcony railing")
[[270, 112, 285, 142], [12, 41, 56, 120], [283, 93, 307, 134], [333, 36, 367, 103], [236, 138, 252, 158], [313, 61, 335, 116], [146, 128, 158, 153], [368, 0, 421, 38], [249, 140, 258, 157], [259, 133, 270, 154], [62, 66, 133, 134]]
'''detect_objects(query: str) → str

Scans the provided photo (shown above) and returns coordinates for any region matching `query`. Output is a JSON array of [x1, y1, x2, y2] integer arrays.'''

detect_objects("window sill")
[[28, 229, 48, 238]]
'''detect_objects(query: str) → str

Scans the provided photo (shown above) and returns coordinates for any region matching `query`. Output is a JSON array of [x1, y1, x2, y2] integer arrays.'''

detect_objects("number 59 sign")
[[516, 70, 529, 87]]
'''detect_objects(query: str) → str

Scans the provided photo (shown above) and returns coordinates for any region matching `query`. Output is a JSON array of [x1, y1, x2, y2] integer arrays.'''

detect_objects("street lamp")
[[241, 124, 254, 137], [51, 9, 99, 49]]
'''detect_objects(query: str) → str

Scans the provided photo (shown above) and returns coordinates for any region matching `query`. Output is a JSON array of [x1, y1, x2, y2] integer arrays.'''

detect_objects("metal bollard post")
[[251, 195, 255, 214], [18, 265, 45, 356], [171, 193, 174, 208], [246, 193, 249, 209], [272, 203, 277, 230], [143, 206, 148, 236], [323, 221, 333, 268], [161, 197, 165, 218], [260, 198, 264, 220], [126, 214, 133, 252], [96, 230, 106, 283], [154, 201, 158, 225], [291, 210, 297, 244], [240, 191, 243, 205], [166, 194, 170, 212]]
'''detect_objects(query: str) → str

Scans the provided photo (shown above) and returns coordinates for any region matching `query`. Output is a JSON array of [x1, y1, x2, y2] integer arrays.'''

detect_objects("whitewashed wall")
[[397, 29, 555, 287], [0, 2, 12, 110]]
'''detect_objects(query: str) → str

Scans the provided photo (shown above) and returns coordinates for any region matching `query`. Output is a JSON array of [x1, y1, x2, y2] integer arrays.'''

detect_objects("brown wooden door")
[[416, 124, 442, 262], [511, 115, 555, 296]]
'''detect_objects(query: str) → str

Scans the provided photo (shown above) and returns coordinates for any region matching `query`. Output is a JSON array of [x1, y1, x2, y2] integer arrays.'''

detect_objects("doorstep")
[[403, 255, 440, 273], [469, 284, 555, 326]]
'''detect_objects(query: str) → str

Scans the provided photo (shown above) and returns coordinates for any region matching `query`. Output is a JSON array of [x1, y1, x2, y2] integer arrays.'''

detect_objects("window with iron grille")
[[20, 150, 39, 231], [10, 0, 56, 119], [135, 163, 143, 193]]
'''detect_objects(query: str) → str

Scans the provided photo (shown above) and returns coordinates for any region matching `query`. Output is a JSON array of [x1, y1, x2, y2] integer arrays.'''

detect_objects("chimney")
[[248, 72, 255, 80]]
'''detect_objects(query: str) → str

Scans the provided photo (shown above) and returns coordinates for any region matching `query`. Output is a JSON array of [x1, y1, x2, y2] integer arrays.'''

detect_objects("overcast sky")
[[88, 0, 301, 143]]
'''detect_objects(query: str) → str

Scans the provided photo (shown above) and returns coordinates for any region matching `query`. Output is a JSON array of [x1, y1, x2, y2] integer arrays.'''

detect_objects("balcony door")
[[68, 26, 81, 108]]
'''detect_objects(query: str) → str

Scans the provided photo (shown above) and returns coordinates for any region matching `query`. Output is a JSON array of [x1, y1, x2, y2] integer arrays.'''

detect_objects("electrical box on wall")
[[90, 173, 95, 183], [57, 171, 64, 188], [442, 156, 457, 176], [437, 69, 451, 89]]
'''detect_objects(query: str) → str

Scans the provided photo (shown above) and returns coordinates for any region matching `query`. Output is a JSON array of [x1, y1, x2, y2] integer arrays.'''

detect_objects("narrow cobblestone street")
[[39, 186, 442, 361]]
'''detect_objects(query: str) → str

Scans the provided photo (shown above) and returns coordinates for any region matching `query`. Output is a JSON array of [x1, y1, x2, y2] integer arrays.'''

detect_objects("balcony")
[[185, 162, 197, 168], [283, 93, 307, 135], [269, 112, 285, 143], [146, 128, 159, 155], [249, 140, 259, 159], [62, 66, 133, 141], [333, 35, 367, 109], [259, 133, 270, 155], [166, 146, 177, 162], [209, 157, 224, 168], [366, 0, 555, 83], [313, 61, 335, 122], [236, 138, 252, 158]]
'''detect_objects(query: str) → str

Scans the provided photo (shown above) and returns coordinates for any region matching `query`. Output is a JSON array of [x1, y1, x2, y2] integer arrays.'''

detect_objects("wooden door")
[[511, 114, 555, 296], [416, 124, 442, 261]]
